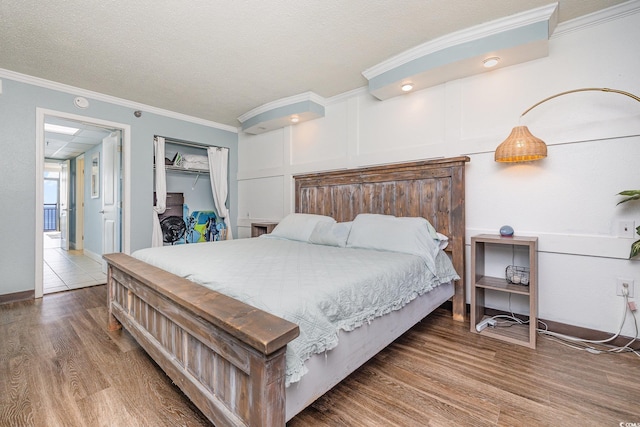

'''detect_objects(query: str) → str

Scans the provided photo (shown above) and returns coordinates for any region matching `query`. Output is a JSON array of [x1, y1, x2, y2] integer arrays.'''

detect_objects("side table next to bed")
[[470, 234, 538, 349], [251, 222, 278, 237]]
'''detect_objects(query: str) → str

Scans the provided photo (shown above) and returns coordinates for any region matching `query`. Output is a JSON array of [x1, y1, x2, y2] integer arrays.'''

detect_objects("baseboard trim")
[[441, 300, 639, 350], [83, 248, 102, 264], [0, 290, 35, 305], [481, 306, 640, 351]]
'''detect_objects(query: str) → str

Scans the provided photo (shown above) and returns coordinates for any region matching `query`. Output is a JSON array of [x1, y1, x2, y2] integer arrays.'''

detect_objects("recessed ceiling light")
[[44, 123, 80, 135], [483, 57, 500, 68], [401, 82, 414, 92], [290, 115, 299, 123]]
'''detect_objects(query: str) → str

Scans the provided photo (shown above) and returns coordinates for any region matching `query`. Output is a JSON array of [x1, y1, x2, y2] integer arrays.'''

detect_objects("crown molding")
[[362, 3, 558, 80], [553, 0, 640, 37], [0, 68, 238, 133], [325, 86, 368, 105], [237, 91, 326, 123], [237, 91, 327, 134]]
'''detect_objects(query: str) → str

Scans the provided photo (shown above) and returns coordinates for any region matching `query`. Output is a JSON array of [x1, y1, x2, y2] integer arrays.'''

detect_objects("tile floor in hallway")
[[43, 232, 107, 294]]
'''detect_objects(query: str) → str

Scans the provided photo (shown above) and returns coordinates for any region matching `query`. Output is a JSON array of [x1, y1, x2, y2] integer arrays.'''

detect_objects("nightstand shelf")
[[474, 276, 531, 295], [470, 234, 538, 349], [476, 314, 532, 344]]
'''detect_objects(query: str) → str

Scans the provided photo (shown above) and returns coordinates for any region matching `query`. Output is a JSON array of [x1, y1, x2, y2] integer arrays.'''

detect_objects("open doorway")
[[43, 157, 101, 293], [35, 108, 131, 298]]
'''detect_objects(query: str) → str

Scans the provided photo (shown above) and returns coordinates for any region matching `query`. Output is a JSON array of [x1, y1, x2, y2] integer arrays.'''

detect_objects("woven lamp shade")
[[494, 126, 547, 162]]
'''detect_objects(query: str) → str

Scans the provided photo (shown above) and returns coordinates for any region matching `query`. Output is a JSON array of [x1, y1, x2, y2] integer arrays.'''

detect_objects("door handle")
[[99, 210, 105, 214]]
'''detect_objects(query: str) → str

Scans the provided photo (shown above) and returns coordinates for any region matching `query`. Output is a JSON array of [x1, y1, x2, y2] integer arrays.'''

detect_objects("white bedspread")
[[132, 237, 458, 385]]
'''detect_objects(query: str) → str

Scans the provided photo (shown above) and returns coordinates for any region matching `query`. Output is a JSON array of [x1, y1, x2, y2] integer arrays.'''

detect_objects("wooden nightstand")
[[470, 234, 538, 349], [251, 222, 278, 238]]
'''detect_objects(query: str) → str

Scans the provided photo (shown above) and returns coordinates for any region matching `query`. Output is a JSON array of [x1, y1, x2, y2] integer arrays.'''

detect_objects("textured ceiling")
[[0, 0, 627, 128]]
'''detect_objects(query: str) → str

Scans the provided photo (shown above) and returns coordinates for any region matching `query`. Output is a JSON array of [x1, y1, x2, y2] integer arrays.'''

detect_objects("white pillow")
[[346, 214, 441, 273], [309, 221, 352, 247], [266, 213, 336, 242], [436, 232, 449, 250]]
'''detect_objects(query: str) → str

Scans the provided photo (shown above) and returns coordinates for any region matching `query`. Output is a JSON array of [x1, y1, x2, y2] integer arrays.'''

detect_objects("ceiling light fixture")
[[401, 82, 414, 92], [495, 87, 640, 162], [44, 123, 80, 135], [483, 57, 500, 68], [290, 115, 299, 123]]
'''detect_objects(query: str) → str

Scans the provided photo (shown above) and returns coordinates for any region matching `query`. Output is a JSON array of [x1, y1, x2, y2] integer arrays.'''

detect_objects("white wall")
[[237, 9, 640, 336]]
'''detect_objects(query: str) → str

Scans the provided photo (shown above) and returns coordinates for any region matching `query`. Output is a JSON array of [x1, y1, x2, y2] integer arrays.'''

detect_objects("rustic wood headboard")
[[293, 156, 470, 321]]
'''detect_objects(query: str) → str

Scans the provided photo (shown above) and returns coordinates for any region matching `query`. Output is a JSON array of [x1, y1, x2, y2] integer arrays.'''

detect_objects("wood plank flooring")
[[1, 285, 639, 426]]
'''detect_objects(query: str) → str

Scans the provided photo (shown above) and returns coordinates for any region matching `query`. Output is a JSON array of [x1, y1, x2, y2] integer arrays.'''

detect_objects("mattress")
[[132, 237, 458, 385]]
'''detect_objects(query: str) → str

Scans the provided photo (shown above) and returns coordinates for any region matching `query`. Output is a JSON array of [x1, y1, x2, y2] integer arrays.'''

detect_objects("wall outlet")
[[616, 278, 634, 297], [618, 220, 636, 238]]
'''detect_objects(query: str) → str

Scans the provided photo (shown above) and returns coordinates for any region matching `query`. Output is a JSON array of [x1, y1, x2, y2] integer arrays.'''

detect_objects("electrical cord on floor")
[[491, 293, 532, 328], [492, 314, 525, 327], [484, 290, 640, 358], [536, 290, 640, 358]]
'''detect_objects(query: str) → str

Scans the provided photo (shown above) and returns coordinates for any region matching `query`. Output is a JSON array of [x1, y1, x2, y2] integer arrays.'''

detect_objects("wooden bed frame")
[[104, 156, 469, 426]]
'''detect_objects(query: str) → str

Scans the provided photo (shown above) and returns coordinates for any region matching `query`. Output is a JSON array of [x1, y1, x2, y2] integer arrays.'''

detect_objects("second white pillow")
[[346, 214, 441, 273], [266, 213, 336, 242]]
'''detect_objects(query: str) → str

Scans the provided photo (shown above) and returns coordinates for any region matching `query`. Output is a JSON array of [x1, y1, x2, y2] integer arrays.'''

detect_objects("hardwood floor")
[[0, 286, 209, 426], [1, 285, 639, 426]]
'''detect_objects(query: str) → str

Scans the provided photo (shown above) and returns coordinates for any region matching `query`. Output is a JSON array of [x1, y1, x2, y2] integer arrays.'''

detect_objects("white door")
[[75, 156, 85, 250], [59, 160, 70, 251], [101, 131, 121, 272]]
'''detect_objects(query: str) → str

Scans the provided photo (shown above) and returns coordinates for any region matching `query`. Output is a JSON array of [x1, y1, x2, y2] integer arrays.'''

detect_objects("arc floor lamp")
[[495, 87, 640, 163]]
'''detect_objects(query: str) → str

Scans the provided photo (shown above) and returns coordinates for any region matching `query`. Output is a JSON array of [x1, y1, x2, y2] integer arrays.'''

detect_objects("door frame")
[[75, 155, 85, 250], [35, 108, 131, 298], [59, 159, 70, 251]]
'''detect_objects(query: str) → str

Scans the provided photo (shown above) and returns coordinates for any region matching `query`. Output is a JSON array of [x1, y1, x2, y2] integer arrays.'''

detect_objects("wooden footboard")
[[104, 253, 299, 427]]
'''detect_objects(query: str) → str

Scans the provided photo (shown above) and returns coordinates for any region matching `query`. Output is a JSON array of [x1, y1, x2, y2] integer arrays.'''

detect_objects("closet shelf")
[[156, 165, 209, 175]]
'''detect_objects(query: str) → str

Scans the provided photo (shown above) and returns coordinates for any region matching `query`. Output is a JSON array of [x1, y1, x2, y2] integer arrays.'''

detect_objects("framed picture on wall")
[[91, 152, 100, 198]]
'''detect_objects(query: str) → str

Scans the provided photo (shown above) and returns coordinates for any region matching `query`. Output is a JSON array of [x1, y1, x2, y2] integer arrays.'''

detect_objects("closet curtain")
[[207, 147, 233, 240], [152, 136, 167, 247]]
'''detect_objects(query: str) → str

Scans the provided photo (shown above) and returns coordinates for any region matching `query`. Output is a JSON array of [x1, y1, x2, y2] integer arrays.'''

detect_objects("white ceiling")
[[44, 117, 113, 160], [0, 0, 627, 128]]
